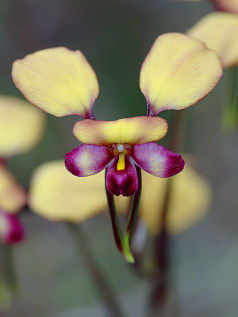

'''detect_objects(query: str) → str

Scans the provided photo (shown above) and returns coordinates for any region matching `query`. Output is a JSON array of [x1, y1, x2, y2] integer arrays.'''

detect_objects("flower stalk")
[[66, 223, 125, 317], [0, 243, 18, 294], [105, 167, 142, 263], [150, 110, 185, 315], [222, 66, 238, 132]]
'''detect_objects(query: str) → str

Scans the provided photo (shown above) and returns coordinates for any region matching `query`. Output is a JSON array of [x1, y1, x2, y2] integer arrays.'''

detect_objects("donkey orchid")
[[0, 95, 45, 244], [0, 96, 45, 158], [188, 13, 238, 131], [29, 160, 211, 236], [188, 12, 238, 68], [12, 33, 222, 197], [0, 164, 25, 244], [65, 116, 184, 196]]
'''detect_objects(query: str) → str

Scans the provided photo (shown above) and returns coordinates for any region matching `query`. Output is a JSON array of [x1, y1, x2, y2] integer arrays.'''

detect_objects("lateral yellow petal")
[[29, 161, 106, 222], [0, 96, 45, 157], [0, 164, 26, 213], [73, 116, 168, 145], [139, 164, 211, 235], [140, 33, 222, 114], [188, 13, 238, 68], [12, 47, 99, 118]]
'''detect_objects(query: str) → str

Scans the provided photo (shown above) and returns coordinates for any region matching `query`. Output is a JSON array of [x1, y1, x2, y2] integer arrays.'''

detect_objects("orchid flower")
[[12, 33, 221, 260], [0, 164, 25, 245], [12, 33, 222, 197], [29, 160, 211, 237], [188, 13, 238, 130], [0, 96, 45, 158], [188, 13, 238, 69], [0, 95, 45, 244]]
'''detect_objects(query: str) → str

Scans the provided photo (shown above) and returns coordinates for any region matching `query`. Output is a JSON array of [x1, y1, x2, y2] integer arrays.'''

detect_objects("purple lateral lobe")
[[0, 210, 24, 245], [132, 142, 185, 177], [106, 157, 138, 196], [65, 144, 113, 177]]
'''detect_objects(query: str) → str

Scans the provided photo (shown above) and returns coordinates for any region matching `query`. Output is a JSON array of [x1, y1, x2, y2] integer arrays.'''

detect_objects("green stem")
[[222, 66, 238, 132], [66, 223, 125, 317], [0, 244, 18, 293], [105, 184, 134, 263], [105, 167, 142, 263], [126, 166, 142, 239]]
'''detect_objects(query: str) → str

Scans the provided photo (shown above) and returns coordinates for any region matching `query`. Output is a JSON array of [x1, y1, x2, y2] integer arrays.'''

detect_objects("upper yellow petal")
[[29, 161, 106, 222], [139, 163, 211, 235], [73, 116, 168, 145], [188, 13, 238, 68], [0, 164, 26, 213], [0, 96, 45, 157], [12, 47, 99, 118], [140, 33, 222, 114]]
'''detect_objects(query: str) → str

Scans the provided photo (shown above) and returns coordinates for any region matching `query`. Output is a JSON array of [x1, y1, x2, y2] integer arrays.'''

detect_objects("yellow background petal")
[[140, 33, 222, 114], [73, 116, 168, 145], [12, 47, 99, 117], [29, 161, 107, 222], [188, 13, 238, 68], [0, 164, 26, 213], [0, 96, 45, 157], [139, 164, 211, 235]]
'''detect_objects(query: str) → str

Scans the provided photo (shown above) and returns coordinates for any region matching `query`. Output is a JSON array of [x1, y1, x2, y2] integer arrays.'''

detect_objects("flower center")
[[110, 144, 131, 171]]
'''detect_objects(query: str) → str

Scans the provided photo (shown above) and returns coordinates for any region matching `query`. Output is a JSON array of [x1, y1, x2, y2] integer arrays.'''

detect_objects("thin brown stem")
[[150, 110, 185, 316], [66, 223, 125, 317]]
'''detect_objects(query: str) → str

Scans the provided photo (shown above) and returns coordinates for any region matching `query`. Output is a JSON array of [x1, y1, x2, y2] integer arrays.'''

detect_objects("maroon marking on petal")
[[65, 144, 113, 177], [0, 210, 24, 245], [164, 152, 185, 177], [106, 157, 138, 197], [132, 142, 185, 178]]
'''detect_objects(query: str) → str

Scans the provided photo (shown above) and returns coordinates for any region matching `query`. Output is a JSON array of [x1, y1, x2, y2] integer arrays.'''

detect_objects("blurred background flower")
[[29, 159, 211, 236]]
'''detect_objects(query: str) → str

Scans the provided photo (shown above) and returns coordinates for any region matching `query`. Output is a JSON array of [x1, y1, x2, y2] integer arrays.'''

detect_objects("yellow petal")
[[73, 116, 168, 145], [139, 163, 211, 235], [0, 96, 45, 157], [29, 161, 107, 222], [12, 47, 99, 118], [140, 33, 222, 114], [0, 164, 26, 213], [188, 13, 238, 68]]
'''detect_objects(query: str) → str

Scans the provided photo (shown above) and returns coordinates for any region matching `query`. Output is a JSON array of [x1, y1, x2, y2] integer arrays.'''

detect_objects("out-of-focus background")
[[1, 0, 238, 316]]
